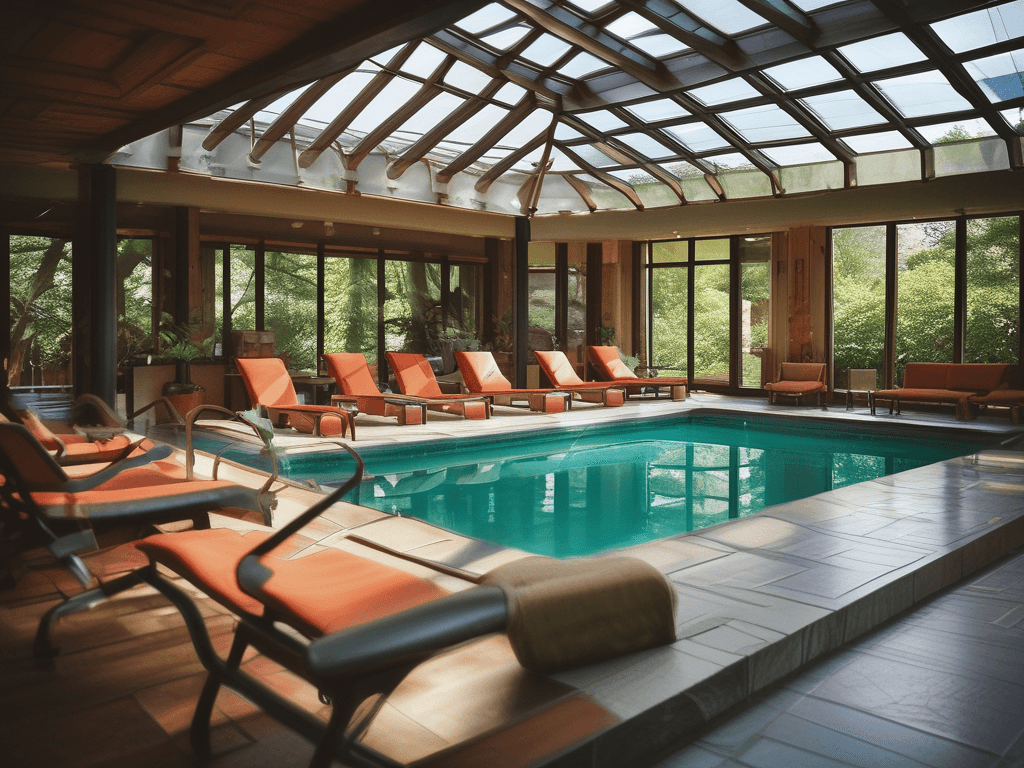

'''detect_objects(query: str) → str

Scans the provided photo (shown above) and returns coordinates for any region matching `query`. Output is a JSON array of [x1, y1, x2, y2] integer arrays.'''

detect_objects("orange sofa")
[[871, 362, 1009, 421]]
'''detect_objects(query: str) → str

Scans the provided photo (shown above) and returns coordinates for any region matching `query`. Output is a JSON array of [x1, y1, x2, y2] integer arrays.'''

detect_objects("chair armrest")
[[51, 443, 174, 494], [304, 586, 507, 683]]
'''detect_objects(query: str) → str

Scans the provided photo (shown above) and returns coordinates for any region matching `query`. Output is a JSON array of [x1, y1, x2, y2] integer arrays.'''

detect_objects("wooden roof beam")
[[618, 0, 749, 72], [296, 44, 417, 169], [435, 96, 539, 184], [503, 0, 680, 92], [388, 79, 506, 180], [559, 144, 645, 210], [734, 0, 820, 48], [248, 71, 351, 163], [202, 93, 281, 152]]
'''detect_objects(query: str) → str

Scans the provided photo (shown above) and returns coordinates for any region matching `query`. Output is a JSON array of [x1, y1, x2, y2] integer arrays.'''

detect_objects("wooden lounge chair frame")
[[0, 412, 277, 659], [587, 346, 688, 400], [533, 350, 626, 407], [236, 357, 356, 438], [385, 351, 492, 419]]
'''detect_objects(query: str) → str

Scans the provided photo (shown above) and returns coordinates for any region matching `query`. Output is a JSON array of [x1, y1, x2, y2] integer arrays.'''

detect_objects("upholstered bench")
[[872, 362, 1009, 421]]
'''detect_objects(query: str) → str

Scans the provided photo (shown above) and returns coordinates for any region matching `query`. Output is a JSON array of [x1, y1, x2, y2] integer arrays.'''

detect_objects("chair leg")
[[190, 630, 250, 758], [33, 570, 146, 661]]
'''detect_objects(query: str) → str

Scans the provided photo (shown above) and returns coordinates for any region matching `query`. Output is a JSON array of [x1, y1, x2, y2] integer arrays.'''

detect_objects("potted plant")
[[157, 312, 213, 417]]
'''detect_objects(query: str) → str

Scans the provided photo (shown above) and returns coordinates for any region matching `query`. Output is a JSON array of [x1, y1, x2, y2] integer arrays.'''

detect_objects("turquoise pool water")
[[278, 414, 991, 558]]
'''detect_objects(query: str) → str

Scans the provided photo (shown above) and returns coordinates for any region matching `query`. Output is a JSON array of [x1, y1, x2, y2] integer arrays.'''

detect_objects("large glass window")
[[383, 259, 441, 356], [527, 243, 557, 356], [264, 249, 318, 371], [832, 226, 886, 390], [324, 255, 377, 367], [8, 236, 73, 388], [116, 238, 153, 368], [693, 258, 731, 384], [895, 220, 955, 381], [650, 241, 688, 377], [966, 215, 1020, 364], [739, 236, 770, 387]]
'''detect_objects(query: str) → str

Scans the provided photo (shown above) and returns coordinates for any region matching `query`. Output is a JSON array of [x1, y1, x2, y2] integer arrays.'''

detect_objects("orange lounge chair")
[[235, 356, 354, 438], [0, 420, 274, 657], [533, 350, 626, 407], [764, 362, 827, 406], [129, 445, 675, 766], [455, 351, 572, 413], [385, 352, 492, 419], [322, 352, 445, 427], [587, 346, 688, 400]]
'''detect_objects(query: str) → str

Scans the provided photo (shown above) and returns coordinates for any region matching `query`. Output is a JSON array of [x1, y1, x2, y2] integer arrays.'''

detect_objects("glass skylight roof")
[[929, 1, 1024, 54], [873, 71, 973, 119], [141, 0, 1024, 216], [964, 48, 1024, 103], [838, 33, 927, 72]]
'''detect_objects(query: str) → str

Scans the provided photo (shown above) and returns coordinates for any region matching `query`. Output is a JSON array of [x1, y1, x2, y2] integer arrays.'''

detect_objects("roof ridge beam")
[[503, 0, 680, 92], [618, 0, 749, 71], [734, 0, 819, 48]]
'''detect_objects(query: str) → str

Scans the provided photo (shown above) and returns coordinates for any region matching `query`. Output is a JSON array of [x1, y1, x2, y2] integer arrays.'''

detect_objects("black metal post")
[[514, 217, 530, 388]]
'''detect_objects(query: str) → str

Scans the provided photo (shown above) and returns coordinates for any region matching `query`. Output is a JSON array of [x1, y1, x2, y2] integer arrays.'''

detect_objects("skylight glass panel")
[[258, 89, 302, 122], [493, 82, 527, 106], [569, 0, 614, 14], [301, 72, 376, 124], [369, 45, 405, 67], [615, 132, 677, 159], [759, 143, 836, 165], [708, 153, 757, 171], [572, 144, 620, 167], [964, 48, 1024, 103], [641, 34, 691, 57], [664, 122, 730, 151], [398, 43, 447, 78], [930, 1, 1024, 54], [838, 33, 927, 72], [348, 77, 421, 134], [395, 93, 464, 137], [605, 12, 658, 40], [561, 52, 610, 79], [522, 33, 573, 66], [577, 110, 629, 131], [719, 105, 811, 143], [676, 0, 768, 36], [917, 118, 998, 144], [800, 91, 886, 130], [440, 103, 509, 145], [494, 109, 552, 148], [874, 71, 973, 118], [510, 145, 548, 172], [788, 0, 845, 9], [443, 61, 493, 94], [840, 131, 914, 153], [689, 78, 760, 106], [481, 25, 532, 50], [455, 3, 517, 34], [763, 56, 842, 90], [627, 99, 689, 122], [555, 122, 585, 140], [548, 149, 583, 172], [1000, 106, 1024, 131]]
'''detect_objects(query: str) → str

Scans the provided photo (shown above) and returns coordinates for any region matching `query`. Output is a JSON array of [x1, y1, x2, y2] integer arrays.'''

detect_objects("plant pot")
[[164, 390, 204, 419]]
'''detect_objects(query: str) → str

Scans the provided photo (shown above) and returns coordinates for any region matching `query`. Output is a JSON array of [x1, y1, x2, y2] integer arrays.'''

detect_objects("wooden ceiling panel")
[[0, 0, 491, 167]]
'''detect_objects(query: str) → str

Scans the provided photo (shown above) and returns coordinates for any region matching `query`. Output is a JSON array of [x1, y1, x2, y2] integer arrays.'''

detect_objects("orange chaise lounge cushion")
[[235, 357, 346, 436], [136, 528, 450, 637], [588, 346, 636, 380], [586, 346, 687, 400], [455, 351, 569, 413], [764, 362, 826, 395], [533, 351, 625, 407], [323, 352, 426, 424], [385, 352, 490, 419]]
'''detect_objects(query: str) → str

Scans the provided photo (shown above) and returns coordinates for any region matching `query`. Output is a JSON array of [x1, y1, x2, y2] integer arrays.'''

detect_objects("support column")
[[73, 165, 117, 404], [0, 228, 9, 377], [514, 217, 530, 388]]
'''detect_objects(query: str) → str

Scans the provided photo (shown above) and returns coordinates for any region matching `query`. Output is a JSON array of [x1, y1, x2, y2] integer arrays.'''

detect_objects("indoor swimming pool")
[[278, 413, 995, 557]]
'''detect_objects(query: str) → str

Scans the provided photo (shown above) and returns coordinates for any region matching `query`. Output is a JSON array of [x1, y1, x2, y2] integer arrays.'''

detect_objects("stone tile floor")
[[3, 393, 1023, 766]]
